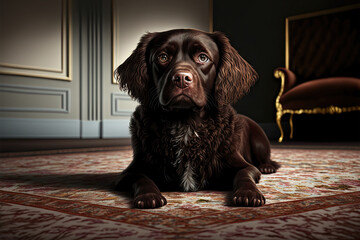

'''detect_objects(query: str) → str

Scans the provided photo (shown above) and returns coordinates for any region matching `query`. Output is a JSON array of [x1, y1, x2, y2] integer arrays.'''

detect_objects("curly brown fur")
[[114, 29, 280, 209]]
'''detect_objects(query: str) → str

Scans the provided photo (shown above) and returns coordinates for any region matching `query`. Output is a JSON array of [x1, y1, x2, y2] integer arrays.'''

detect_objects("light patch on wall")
[[0, 0, 71, 80], [112, 0, 211, 84]]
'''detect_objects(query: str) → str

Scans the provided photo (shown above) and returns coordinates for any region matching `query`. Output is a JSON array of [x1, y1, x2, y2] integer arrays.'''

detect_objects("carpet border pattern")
[[1, 190, 359, 235]]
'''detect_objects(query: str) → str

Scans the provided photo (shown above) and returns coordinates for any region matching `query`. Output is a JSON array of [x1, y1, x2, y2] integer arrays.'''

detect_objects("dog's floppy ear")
[[114, 32, 157, 104], [211, 32, 258, 105]]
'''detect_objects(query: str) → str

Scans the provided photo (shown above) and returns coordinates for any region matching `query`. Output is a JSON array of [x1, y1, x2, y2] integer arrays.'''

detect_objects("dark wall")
[[213, 0, 359, 126]]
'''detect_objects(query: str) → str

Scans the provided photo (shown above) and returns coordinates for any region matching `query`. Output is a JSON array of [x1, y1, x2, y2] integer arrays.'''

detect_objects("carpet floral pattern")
[[0, 147, 359, 239]]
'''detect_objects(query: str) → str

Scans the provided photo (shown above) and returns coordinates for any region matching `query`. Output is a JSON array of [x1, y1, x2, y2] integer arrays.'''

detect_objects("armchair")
[[274, 5, 360, 142]]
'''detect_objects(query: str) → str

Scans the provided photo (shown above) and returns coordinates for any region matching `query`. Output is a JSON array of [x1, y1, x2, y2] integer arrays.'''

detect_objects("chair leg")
[[276, 111, 284, 143], [289, 113, 294, 139]]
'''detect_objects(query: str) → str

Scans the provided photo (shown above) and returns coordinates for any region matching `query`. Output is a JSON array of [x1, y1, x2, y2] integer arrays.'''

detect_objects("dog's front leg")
[[115, 172, 167, 209], [229, 152, 265, 207], [232, 165, 265, 207]]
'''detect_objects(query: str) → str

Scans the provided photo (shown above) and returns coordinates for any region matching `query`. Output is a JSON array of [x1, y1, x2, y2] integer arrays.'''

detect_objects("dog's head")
[[115, 29, 258, 110]]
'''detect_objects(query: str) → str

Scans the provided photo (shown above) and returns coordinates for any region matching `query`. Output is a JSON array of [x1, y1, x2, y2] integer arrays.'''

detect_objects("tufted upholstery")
[[288, 7, 360, 82], [274, 5, 360, 142]]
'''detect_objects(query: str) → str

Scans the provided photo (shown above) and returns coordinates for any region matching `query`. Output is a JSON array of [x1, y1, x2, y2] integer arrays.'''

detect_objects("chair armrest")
[[274, 67, 297, 94]]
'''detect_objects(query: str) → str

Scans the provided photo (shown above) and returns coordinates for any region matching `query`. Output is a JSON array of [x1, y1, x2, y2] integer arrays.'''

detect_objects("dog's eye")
[[158, 53, 169, 63], [197, 53, 209, 63]]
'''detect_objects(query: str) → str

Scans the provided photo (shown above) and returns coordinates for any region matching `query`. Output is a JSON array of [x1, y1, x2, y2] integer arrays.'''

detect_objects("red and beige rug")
[[0, 147, 359, 239]]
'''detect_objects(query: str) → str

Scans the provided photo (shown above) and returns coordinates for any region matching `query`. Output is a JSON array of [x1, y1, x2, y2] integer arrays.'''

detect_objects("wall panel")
[[0, 84, 70, 113], [0, 0, 211, 140], [0, 0, 71, 80]]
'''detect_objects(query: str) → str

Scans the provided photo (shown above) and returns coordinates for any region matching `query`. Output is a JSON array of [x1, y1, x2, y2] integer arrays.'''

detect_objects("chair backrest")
[[286, 5, 360, 84]]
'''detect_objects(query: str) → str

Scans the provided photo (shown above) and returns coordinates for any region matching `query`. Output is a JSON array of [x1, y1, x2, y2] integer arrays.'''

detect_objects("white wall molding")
[[79, 0, 102, 121], [111, 92, 136, 116], [0, 84, 70, 113]]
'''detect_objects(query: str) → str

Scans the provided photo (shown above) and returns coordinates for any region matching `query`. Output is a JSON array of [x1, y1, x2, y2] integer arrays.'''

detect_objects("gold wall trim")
[[287, 4, 360, 21], [285, 3, 360, 71], [285, 18, 289, 69], [0, 63, 64, 74], [111, 0, 117, 84], [0, 0, 72, 81], [209, 0, 214, 32]]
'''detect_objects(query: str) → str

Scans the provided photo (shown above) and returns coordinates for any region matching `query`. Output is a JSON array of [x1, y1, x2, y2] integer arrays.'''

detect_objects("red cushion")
[[279, 77, 360, 110]]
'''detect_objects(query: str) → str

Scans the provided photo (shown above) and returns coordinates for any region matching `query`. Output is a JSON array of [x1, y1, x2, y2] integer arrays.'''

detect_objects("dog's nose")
[[172, 72, 193, 89]]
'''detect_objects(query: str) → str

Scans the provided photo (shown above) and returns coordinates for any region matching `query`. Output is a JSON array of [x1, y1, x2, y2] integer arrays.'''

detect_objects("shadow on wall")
[[213, 0, 360, 142], [283, 112, 360, 141]]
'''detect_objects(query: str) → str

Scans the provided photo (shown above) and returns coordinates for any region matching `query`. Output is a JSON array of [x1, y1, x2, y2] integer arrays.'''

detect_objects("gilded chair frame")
[[275, 4, 360, 142], [274, 70, 360, 143]]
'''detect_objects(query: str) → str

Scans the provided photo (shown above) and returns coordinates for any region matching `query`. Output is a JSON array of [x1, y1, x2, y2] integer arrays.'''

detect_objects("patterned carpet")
[[0, 147, 359, 239]]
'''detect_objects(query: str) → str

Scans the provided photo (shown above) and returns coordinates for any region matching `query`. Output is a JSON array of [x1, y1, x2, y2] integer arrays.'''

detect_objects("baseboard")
[[102, 119, 131, 138], [0, 118, 131, 139], [81, 121, 101, 138], [0, 138, 131, 153], [0, 118, 80, 138]]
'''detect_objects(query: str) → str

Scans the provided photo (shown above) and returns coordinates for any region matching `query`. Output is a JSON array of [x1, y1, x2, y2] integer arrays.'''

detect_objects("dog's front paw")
[[232, 188, 265, 207], [258, 160, 280, 174], [134, 193, 167, 209]]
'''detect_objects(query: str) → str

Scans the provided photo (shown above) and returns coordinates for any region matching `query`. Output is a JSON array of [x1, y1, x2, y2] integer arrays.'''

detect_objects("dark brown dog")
[[114, 29, 280, 209]]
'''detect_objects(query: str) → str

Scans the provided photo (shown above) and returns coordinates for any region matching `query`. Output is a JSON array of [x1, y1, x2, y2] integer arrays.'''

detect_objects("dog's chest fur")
[[168, 122, 202, 192], [132, 107, 234, 192]]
